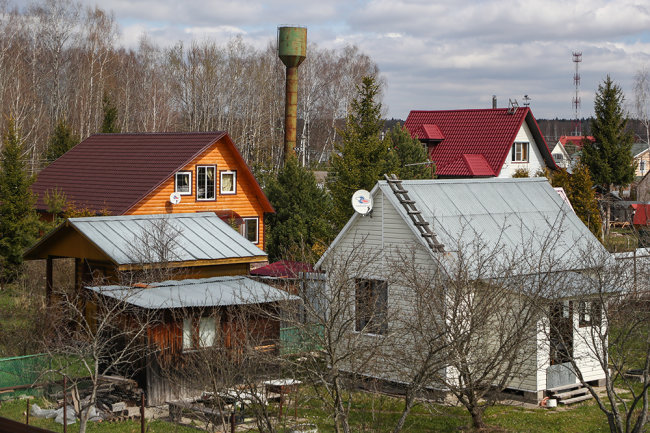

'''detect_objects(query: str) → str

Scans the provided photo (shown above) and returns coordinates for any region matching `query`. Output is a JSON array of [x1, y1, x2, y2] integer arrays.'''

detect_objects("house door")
[[547, 301, 576, 389]]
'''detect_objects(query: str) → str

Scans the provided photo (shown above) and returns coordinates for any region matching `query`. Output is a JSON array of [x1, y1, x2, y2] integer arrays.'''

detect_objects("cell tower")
[[572, 51, 582, 136]]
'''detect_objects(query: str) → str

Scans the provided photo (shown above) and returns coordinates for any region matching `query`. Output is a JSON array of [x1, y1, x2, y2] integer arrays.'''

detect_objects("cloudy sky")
[[77, 0, 650, 120]]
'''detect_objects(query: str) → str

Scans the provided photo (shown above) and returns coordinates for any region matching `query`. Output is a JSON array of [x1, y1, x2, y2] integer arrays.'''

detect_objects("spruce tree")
[[45, 118, 79, 164], [101, 91, 120, 133], [387, 125, 433, 179], [582, 75, 635, 189], [0, 119, 39, 283], [265, 156, 334, 261], [551, 164, 602, 239], [328, 76, 398, 229]]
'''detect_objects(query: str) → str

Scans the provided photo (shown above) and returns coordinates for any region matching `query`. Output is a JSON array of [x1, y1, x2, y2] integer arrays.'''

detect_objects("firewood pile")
[[42, 375, 144, 423]]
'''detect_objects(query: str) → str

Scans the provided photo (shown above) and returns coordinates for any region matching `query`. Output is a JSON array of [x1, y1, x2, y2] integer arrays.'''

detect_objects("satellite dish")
[[169, 192, 181, 205], [351, 190, 373, 215]]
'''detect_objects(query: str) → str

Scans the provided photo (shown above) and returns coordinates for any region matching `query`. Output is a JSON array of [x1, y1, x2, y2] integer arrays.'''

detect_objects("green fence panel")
[[279, 325, 324, 355], [0, 354, 50, 390]]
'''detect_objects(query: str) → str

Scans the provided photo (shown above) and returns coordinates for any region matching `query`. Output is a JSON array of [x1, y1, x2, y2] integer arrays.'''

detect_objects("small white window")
[[198, 317, 216, 347], [512, 142, 529, 162], [242, 218, 258, 244], [197, 166, 216, 200], [175, 172, 192, 195], [640, 160, 646, 174], [182, 318, 193, 350], [220, 171, 236, 195]]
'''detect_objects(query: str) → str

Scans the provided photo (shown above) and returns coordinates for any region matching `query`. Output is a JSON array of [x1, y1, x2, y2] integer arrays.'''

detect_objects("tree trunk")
[[469, 405, 486, 429]]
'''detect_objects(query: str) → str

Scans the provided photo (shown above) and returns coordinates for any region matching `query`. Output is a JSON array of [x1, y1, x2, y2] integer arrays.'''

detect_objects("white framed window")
[[640, 160, 646, 174], [183, 316, 217, 350], [242, 218, 258, 244], [175, 171, 192, 195], [182, 318, 193, 350], [197, 165, 216, 200], [198, 317, 216, 347], [220, 170, 237, 195], [512, 142, 529, 162]]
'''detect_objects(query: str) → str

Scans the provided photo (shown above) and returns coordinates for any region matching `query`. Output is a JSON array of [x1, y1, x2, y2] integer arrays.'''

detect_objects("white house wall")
[[498, 122, 546, 178]]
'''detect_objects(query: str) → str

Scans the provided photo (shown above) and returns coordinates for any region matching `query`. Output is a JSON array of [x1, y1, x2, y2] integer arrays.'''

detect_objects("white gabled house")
[[316, 177, 611, 402]]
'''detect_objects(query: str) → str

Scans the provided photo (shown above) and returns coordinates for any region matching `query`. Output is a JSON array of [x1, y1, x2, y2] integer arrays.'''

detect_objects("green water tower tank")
[[278, 26, 307, 68]]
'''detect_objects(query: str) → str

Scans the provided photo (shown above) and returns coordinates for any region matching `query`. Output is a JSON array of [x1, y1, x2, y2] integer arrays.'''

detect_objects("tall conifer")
[[0, 119, 39, 283], [265, 156, 334, 261], [328, 76, 398, 229], [45, 118, 79, 164]]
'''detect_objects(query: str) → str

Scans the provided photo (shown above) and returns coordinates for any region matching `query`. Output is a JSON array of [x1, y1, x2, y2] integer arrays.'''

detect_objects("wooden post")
[[278, 389, 283, 421], [46, 256, 53, 306], [230, 411, 235, 433], [26, 397, 29, 425], [140, 393, 145, 433], [63, 376, 67, 433]]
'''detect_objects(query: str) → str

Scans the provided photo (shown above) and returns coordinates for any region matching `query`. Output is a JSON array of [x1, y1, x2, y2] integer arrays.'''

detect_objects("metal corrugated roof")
[[404, 108, 557, 176], [378, 178, 608, 274], [31, 132, 274, 215], [86, 276, 298, 309], [68, 212, 266, 265]]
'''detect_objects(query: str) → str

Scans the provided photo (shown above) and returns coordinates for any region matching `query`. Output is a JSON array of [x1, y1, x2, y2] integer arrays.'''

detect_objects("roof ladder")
[[383, 174, 444, 252]]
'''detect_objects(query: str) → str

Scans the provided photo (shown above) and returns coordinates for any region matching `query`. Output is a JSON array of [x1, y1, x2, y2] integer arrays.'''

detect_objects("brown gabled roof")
[[31, 132, 274, 215]]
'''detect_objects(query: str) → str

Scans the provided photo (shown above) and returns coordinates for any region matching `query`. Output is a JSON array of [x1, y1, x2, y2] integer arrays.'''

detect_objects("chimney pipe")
[[492, 95, 497, 109], [278, 26, 307, 163]]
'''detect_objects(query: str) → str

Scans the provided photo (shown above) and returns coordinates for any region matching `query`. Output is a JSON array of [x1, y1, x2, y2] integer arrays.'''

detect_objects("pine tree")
[[265, 156, 334, 261], [45, 118, 79, 164], [551, 164, 602, 239], [328, 76, 398, 229], [0, 119, 39, 283], [387, 125, 433, 179], [582, 75, 635, 189], [101, 91, 120, 133]]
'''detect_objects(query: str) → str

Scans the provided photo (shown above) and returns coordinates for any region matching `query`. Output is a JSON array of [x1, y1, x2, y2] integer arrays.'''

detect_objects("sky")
[[77, 0, 650, 120]]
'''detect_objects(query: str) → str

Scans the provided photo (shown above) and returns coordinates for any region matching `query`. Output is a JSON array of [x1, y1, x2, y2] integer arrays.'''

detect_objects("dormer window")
[[197, 166, 216, 200], [512, 142, 529, 162], [175, 171, 192, 195]]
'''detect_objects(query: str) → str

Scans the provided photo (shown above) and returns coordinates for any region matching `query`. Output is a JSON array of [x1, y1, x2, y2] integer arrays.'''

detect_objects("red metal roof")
[[250, 260, 313, 278], [421, 124, 444, 140], [558, 135, 595, 148], [31, 132, 274, 215], [404, 108, 557, 177]]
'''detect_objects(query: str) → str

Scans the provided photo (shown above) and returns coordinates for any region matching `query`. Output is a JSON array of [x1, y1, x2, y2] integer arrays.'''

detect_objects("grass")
[[0, 389, 616, 433], [604, 228, 639, 252]]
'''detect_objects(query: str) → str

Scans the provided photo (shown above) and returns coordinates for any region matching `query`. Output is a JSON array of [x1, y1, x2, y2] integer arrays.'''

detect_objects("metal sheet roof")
[[378, 178, 609, 274], [68, 212, 266, 265], [86, 276, 298, 309]]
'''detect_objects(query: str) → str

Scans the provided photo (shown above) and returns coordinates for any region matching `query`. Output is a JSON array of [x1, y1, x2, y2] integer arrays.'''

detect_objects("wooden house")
[[404, 108, 558, 178], [24, 213, 295, 405], [316, 177, 610, 402], [31, 132, 273, 249], [87, 276, 297, 405]]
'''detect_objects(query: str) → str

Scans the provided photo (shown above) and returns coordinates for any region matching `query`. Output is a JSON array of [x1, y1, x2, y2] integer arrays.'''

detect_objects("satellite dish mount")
[[169, 192, 181, 205], [351, 190, 373, 216]]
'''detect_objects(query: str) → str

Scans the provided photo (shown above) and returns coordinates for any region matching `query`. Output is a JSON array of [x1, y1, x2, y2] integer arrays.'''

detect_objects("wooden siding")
[[128, 136, 267, 249]]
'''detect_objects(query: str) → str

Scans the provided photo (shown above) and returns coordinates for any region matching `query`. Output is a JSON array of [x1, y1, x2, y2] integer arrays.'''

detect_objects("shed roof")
[[250, 260, 314, 278], [24, 212, 266, 266], [87, 276, 298, 309], [31, 132, 273, 215], [404, 108, 557, 177]]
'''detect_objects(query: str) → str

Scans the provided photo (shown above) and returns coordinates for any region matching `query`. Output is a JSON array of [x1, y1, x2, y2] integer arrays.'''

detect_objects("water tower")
[[278, 26, 307, 163]]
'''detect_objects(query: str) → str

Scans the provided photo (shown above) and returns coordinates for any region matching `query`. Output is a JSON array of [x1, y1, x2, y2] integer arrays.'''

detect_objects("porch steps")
[[547, 384, 593, 405]]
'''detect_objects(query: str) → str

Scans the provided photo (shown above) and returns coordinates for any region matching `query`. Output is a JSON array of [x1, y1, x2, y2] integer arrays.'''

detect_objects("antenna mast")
[[572, 51, 582, 136]]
